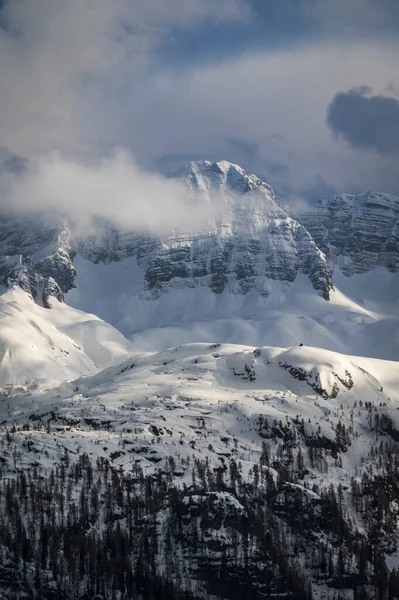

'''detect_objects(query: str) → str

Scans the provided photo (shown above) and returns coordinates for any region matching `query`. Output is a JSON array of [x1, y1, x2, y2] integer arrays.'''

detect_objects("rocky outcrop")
[[0, 219, 74, 306], [142, 161, 333, 299], [34, 230, 76, 295], [77, 225, 158, 264], [298, 191, 399, 275]]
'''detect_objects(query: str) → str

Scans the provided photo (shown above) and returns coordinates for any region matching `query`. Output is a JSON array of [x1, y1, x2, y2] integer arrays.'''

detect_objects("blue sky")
[[0, 0, 398, 215]]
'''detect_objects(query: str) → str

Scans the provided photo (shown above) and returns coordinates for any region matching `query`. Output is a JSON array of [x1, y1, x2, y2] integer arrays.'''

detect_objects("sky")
[[0, 0, 398, 231]]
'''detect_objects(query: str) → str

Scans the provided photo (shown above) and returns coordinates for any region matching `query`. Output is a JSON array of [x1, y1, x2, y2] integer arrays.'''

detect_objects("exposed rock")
[[9, 162, 399, 307], [142, 161, 333, 299], [298, 191, 399, 274]]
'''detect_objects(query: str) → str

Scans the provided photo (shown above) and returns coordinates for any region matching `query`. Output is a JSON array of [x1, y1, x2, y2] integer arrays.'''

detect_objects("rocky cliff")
[[0, 160, 334, 305], [0, 217, 75, 306], [298, 191, 399, 275], [141, 161, 333, 299]]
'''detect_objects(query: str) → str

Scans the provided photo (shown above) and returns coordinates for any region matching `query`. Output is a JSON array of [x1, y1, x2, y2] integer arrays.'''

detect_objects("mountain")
[[298, 191, 399, 275], [1, 161, 399, 600], [0, 161, 333, 305], [0, 161, 398, 382], [162, 160, 333, 299]]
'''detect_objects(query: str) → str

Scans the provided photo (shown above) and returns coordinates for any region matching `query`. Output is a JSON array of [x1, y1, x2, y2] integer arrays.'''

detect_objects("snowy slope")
[[1, 162, 399, 600], [2, 341, 398, 481], [66, 256, 399, 360], [0, 286, 133, 388], [2, 340, 399, 600]]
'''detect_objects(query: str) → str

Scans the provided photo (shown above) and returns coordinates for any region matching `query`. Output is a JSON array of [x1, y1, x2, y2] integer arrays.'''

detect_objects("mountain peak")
[[172, 159, 275, 198]]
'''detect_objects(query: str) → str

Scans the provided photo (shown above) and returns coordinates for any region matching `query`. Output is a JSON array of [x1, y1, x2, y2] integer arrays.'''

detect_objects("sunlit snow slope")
[[66, 258, 399, 361], [0, 286, 133, 388], [2, 342, 398, 481]]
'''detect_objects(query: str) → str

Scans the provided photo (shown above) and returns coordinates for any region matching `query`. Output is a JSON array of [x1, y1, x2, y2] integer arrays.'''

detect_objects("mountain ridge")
[[298, 190, 399, 275]]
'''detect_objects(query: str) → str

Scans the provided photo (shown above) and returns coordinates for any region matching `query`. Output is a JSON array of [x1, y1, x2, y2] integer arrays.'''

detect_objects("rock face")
[[0, 217, 75, 306], [140, 161, 333, 299], [2, 165, 399, 308], [298, 191, 399, 274], [0, 160, 334, 304]]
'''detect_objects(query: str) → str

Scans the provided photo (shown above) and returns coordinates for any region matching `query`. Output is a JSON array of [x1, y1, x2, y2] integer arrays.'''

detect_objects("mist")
[[0, 151, 220, 235]]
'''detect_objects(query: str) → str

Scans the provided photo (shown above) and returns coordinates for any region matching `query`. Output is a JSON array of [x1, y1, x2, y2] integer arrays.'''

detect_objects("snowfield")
[[0, 286, 133, 389], [1, 340, 398, 486]]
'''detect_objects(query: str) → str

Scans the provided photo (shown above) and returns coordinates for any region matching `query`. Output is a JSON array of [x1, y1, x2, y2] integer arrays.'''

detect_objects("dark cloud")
[[160, 0, 399, 69], [154, 153, 213, 175], [327, 88, 399, 155], [224, 137, 288, 171], [223, 137, 289, 186]]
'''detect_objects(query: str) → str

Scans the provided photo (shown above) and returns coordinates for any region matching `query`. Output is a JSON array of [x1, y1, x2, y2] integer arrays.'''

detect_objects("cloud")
[[0, 0, 399, 234], [327, 87, 399, 155], [303, 0, 399, 39], [248, 0, 399, 46], [225, 137, 259, 161], [0, 0, 247, 234], [0, 0, 246, 157], [0, 151, 219, 235], [127, 42, 398, 196], [224, 137, 289, 183]]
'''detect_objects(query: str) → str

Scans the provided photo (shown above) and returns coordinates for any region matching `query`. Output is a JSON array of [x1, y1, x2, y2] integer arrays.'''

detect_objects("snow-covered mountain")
[[0, 286, 134, 388], [0, 160, 333, 302], [0, 161, 399, 385], [1, 160, 399, 599], [1, 340, 399, 599], [5, 341, 398, 474]]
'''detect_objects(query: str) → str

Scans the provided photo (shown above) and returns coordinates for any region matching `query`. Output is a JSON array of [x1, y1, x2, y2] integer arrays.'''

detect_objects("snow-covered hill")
[[1, 341, 399, 599], [0, 286, 133, 388], [2, 341, 398, 478]]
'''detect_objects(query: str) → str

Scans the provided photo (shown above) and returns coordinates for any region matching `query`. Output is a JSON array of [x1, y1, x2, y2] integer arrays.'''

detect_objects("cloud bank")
[[0, 152, 220, 235], [0, 0, 398, 233], [0, 0, 245, 233]]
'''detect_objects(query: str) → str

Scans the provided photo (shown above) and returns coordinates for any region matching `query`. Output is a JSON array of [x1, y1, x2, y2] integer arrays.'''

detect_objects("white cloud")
[[0, 151, 218, 235]]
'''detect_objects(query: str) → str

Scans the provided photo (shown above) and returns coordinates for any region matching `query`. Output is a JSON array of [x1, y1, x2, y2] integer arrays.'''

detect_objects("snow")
[[2, 340, 397, 484], [1, 160, 399, 600], [66, 258, 399, 362], [0, 286, 133, 389]]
